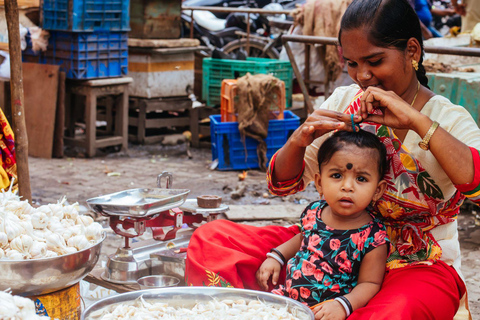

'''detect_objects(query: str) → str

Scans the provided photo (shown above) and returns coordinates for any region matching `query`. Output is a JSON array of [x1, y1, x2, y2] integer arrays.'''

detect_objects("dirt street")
[[28, 144, 480, 317]]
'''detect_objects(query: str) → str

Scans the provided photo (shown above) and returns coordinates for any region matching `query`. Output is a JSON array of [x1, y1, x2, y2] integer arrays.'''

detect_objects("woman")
[[186, 0, 475, 318]]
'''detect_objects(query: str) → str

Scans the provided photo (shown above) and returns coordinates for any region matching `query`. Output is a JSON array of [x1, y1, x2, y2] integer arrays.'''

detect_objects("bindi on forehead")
[[346, 163, 353, 170]]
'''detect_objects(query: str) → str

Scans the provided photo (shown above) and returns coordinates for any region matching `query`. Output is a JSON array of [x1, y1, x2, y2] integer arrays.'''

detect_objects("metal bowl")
[[0, 233, 106, 296], [82, 287, 314, 320], [137, 275, 180, 289]]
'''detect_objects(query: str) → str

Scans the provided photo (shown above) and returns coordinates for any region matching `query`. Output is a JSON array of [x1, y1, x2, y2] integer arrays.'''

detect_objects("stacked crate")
[[23, 0, 130, 79]]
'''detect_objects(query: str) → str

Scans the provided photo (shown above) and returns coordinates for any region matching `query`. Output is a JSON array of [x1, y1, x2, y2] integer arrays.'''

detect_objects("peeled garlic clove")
[[67, 235, 91, 251], [0, 231, 7, 249], [30, 241, 47, 258], [76, 215, 94, 227], [85, 223, 104, 242], [31, 211, 48, 229]]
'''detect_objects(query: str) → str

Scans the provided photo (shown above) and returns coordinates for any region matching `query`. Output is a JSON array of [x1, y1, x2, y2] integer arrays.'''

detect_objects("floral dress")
[[272, 200, 389, 306]]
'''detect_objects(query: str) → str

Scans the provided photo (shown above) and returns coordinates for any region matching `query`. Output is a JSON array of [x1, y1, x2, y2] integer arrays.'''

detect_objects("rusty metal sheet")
[[130, 0, 182, 39]]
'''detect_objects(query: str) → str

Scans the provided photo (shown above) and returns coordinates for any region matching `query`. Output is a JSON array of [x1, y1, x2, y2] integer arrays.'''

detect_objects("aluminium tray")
[[86, 188, 190, 217]]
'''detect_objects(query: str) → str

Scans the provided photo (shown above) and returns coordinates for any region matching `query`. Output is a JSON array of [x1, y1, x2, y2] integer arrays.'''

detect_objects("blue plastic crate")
[[41, 0, 130, 32], [23, 31, 128, 79], [202, 57, 293, 108], [210, 110, 300, 170]]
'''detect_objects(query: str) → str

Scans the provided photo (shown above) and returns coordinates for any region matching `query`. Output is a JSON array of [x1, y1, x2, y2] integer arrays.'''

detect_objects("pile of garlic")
[[0, 290, 49, 320], [87, 296, 310, 320], [0, 189, 104, 260]]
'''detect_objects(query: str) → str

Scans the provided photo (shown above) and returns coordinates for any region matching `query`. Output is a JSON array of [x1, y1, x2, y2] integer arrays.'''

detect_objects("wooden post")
[[4, 0, 32, 202]]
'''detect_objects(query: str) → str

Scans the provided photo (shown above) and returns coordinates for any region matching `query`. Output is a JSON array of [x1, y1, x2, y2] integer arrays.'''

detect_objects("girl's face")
[[340, 27, 417, 101], [315, 145, 386, 221]]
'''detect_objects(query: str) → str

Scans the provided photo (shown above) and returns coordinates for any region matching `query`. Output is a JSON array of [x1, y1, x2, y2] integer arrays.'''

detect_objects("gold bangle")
[[418, 121, 439, 151]]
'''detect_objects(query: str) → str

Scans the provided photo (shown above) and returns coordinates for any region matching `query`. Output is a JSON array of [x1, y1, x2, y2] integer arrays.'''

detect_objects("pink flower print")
[[320, 261, 333, 274], [309, 234, 321, 247], [330, 283, 341, 293], [301, 260, 315, 276], [300, 287, 311, 300], [302, 213, 316, 231], [314, 269, 324, 282], [330, 238, 341, 251], [292, 270, 302, 280], [350, 228, 371, 251], [286, 279, 292, 291], [323, 276, 332, 287], [335, 251, 352, 273], [290, 288, 299, 300], [373, 230, 387, 247], [326, 225, 335, 231]]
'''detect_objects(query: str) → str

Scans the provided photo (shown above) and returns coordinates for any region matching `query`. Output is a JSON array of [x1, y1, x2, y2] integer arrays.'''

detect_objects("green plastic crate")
[[202, 57, 293, 108]]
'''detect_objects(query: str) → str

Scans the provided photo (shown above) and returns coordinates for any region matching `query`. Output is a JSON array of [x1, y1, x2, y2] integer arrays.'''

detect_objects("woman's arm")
[[271, 109, 360, 183], [344, 244, 388, 312]]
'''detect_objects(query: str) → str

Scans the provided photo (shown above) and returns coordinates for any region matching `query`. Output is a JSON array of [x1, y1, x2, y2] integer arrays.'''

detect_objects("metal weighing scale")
[[87, 171, 229, 285]]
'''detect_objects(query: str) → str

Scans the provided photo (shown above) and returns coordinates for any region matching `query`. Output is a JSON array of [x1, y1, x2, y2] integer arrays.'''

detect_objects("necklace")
[[393, 81, 420, 133], [410, 81, 420, 106]]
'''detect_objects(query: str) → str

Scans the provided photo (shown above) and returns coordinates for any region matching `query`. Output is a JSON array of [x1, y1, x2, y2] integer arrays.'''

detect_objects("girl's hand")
[[359, 86, 420, 130], [312, 300, 347, 320], [256, 258, 282, 291], [289, 109, 361, 148]]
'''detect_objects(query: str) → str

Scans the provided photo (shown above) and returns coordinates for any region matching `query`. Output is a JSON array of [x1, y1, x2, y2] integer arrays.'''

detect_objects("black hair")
[[317, 130, 388, 179], [338, 0, 429, 89]]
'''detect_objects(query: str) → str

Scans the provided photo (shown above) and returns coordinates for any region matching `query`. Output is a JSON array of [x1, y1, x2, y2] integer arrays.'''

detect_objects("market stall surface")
[[28, 143, 480, 316]]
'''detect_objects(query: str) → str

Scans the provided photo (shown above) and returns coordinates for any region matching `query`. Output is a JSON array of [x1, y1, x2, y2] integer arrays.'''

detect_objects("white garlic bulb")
[[30, 241, 47, 258], [10, 234, 34, 256], [85, 223, 104, 242], [4, 215, 25, 241], [0, 231, 7, 249], [63, 204, 79, 220], [44, 250, 58, 258], [46, 233, 68, 255], [76, 215, 94, 227], [5, 249, 25, 260], [31, 211, 48, 229], [67, 235, 91, 251], [0, 247, 4, 259]]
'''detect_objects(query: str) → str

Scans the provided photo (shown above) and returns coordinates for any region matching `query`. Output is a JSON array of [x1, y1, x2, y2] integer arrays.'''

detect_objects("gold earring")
[[412, 59, 419, 71]]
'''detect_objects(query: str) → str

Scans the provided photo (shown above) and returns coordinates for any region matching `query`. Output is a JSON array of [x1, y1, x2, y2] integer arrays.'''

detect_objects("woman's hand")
[[289, 109, 362, 148], [256, 258, 282, 291], [312, 300, 347, 320], [359, 86, 421, 130]]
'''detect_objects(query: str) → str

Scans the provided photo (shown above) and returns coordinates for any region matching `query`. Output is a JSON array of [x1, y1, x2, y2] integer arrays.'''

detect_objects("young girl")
[[256, 130, 389, 320]]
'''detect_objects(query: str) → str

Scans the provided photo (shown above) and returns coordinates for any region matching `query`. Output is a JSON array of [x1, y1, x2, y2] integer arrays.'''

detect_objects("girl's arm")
[[275, 233, 303, 261], [343, 244, 388, 312], [256, 233, 303, 290]]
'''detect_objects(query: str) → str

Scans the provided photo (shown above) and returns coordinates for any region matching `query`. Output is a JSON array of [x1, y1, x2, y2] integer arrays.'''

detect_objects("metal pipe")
[[246, 13, 250, 54], [182, 6, 292, 15], [284, 41, 314, 114], [189, 10, 194, 39], [282, 35, 480, 57]]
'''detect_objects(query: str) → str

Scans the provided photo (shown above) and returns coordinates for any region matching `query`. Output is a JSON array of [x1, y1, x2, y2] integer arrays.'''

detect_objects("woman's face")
[[340, 27, 414, 100]]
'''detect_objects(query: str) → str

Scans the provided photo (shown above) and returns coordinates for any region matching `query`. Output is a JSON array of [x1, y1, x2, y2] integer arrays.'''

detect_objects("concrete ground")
[[28, 143, 480, 317]]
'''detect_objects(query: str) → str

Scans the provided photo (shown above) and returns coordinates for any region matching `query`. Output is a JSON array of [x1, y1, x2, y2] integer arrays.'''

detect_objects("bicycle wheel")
[[222, 38, 280, 59]]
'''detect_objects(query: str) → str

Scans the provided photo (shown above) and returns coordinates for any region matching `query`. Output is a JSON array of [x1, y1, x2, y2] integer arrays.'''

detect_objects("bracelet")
[[334, 296, 353, 317], [266, 252, 284, 266], [270, 248, 287, 265]]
